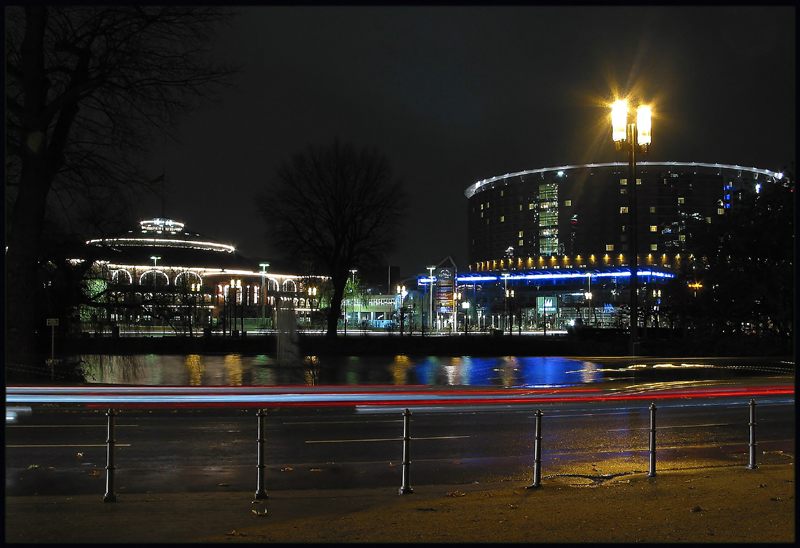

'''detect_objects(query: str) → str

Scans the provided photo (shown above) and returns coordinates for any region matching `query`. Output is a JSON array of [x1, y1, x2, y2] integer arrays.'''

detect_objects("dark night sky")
[[142, 5, 795, 276]]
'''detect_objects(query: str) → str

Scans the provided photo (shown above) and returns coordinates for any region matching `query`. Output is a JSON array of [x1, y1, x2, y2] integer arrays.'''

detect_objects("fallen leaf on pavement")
[[447, 490, 466, 497], [251, 509, 268, 517]]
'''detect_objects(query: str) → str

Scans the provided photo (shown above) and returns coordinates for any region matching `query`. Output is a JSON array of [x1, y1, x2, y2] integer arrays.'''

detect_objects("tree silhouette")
[[257, 140, 406, 338], [6, 7, 235, 370]]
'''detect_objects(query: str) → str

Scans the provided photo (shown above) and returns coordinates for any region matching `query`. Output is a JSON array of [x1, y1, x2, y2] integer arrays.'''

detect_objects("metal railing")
[[92, 399, 764, 503]]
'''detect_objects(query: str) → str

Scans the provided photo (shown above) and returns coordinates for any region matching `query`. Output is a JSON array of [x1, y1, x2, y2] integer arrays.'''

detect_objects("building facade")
[[78, 218, 326, 335], [439, 161, 788, 332]]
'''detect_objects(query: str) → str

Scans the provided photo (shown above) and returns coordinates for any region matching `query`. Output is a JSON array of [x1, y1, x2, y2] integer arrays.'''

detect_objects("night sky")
[[142, 5, 795, 276]]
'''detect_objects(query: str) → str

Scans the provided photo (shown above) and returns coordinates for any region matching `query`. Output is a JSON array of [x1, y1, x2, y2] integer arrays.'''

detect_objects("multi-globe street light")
[[611, 97, 652, 356], [259, 262, 270, 329]]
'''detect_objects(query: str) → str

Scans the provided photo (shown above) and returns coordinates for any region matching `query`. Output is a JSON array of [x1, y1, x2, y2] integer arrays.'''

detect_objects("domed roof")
[[85, 218, 259, 270]]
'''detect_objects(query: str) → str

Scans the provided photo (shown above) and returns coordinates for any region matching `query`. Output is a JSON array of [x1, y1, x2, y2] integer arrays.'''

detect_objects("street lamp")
[[346, 269, 357, 334], [426, 265, 436, 334], [584, 272, 593, 325], [307, 286, 317, 329], [454, 290, 462, 333], [611, 97, 652, 355], [396, 284, 407, 336], [150, 255, 160, 268], [461, 300, 471, 336], [502, 273, 510, 334], [259, 262, 270, 330]]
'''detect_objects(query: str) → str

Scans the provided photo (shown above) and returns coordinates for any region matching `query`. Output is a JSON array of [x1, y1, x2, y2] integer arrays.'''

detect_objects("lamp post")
[[308, 286, 317, 329], [502, 273, 510, 334], [426, 265, 436, 333], [461, 300, 470, 335], [454, 290, 462, 333], [611, 98, 652, 356], [347, 269, 357, 334], [396, 285, 407, 336], [259, 262, 270, 330]]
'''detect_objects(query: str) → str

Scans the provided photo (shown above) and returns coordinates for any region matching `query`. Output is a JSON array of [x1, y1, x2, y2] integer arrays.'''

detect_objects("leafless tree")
[[257, 140, 406, 338], [5, 6, 236, 369]]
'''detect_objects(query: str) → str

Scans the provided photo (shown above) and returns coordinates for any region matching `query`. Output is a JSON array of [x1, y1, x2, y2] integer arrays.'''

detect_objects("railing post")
[[254, 409, 268, 499], [527, 409, 543, 489], [648, 402, 657, 478], [747, 399, 758, 470], [103, 408, 117, 503], [398, 408, 414, 494]]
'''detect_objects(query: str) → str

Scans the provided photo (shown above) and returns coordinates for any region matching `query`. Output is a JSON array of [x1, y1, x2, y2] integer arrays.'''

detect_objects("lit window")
[[528, 203, 534, 210], [678, 197, 685, 204], [636, 178, 642, 185], [500, 190, 504, 197], [518, 239, 524, 246], [649, 206, 656, 213], [649, 225, 657, 232], [519, 204, 523, 211], [679, 234, 686, 241], [620, 179, 627, 186], [518, 231, 524, 237], [717, 208, 724, 215], [620, 206, 629, 214], [564, 200, 572, 207], [606, 244, 615, 251], [480, 211, 484, 218], [487, 202, 490, 208], [705, 217, 712, 224], [650, 244, 658, 251], [500, 216, 505, 223], [480, 203, 484, 210], [620, 188, 627, 195]]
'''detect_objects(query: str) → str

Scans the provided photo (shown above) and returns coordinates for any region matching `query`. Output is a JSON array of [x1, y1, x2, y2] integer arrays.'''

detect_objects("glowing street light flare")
[[637, 104, 652, 146], [611, 99, 628, 142]]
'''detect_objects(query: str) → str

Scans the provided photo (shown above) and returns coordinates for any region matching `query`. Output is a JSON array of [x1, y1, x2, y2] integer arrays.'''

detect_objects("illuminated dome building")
[[80, 218, 326, 334], [449, 161, 787, 331]]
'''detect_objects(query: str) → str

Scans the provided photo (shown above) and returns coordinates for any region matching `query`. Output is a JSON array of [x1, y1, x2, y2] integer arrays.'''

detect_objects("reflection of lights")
[[185, 354, 204, 386], [391, 355, 412, 385], [580, 361, 598, 384], [224, 354, 243, 386]]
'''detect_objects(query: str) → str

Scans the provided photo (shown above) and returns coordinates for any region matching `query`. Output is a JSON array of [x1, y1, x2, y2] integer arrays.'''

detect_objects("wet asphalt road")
[[6, 385, 794, 497]]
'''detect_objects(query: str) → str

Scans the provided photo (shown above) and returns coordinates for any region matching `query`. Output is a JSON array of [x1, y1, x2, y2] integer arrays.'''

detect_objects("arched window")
[[175, 271, 202, 289], [111, 270, 133, 285], [282, 279, 297, 293], [139, 270, 169, 287], [267, 278, 280, 292]]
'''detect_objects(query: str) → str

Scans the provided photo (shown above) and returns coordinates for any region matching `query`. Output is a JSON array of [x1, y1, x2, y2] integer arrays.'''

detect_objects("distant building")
[[77, 218, 326, 335], [415, 161, 787, 332]]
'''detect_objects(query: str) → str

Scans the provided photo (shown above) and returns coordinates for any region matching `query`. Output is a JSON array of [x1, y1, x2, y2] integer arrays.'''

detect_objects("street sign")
[[46, 318, 59, 326]]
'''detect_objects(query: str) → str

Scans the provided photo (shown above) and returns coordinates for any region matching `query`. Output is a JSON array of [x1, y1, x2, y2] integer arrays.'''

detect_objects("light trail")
[[5, 384, 793, 409]]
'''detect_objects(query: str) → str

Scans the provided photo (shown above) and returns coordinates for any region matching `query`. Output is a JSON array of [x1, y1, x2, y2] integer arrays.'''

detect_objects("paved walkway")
[[5, 463, 794, 543]]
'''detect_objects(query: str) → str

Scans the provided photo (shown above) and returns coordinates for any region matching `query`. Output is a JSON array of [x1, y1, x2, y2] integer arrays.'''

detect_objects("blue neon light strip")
[[424, 269, 677, 284]]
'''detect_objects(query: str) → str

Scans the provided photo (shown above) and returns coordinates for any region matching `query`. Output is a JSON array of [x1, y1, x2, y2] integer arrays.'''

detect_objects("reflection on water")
[[78, 354, 794, 388], [224, 354, 243, 386], [185, 355, 203, 386]]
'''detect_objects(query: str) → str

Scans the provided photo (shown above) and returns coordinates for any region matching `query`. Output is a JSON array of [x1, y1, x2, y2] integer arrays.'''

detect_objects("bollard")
[[103, 409, 117, 502], [747, 399, 758, 470], [398, 408, 414, 494], [648, 402, 657, 478], [526, 409, 543, 489], [254, 409, 268, 499]]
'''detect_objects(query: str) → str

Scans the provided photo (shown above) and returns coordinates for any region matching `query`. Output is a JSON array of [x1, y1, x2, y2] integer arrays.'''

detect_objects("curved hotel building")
[[453, 161, 786, 331]]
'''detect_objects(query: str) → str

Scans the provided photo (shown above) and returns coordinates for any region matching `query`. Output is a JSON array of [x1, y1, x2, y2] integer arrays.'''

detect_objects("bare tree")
[[5, 7, 235, 369], [257, 140, 406, 338]]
